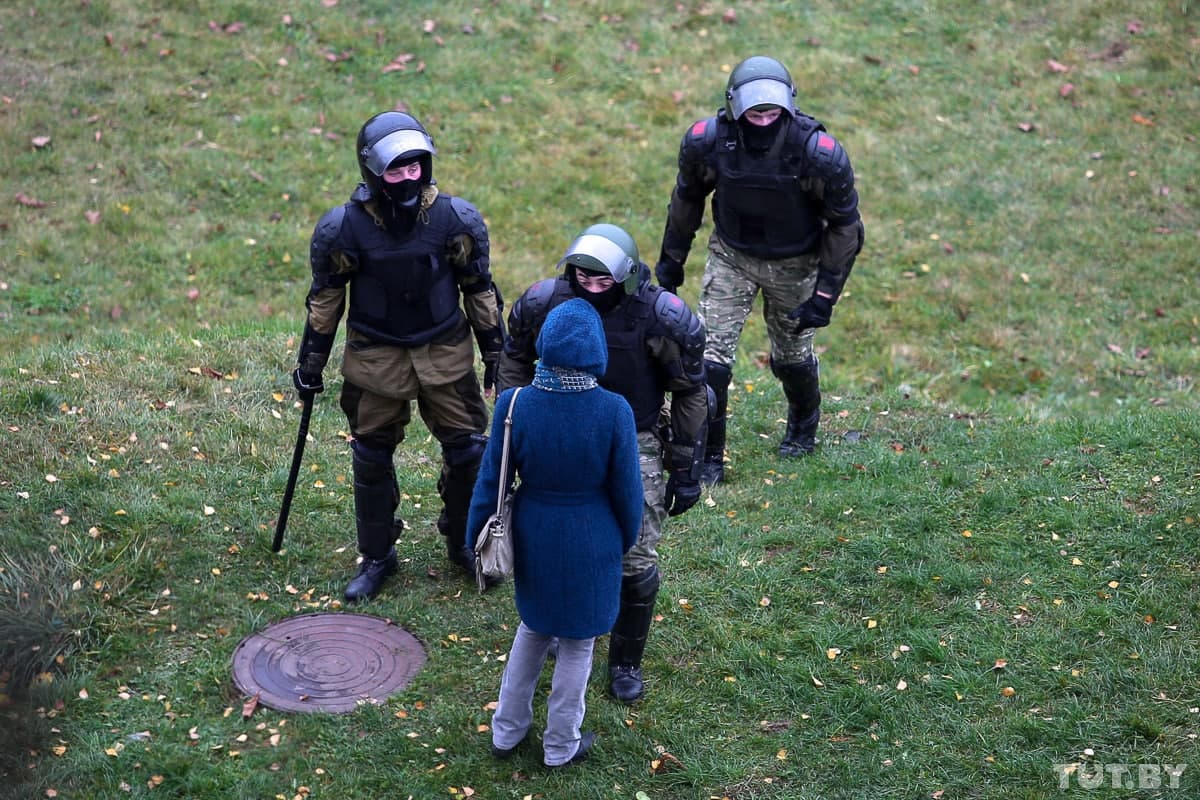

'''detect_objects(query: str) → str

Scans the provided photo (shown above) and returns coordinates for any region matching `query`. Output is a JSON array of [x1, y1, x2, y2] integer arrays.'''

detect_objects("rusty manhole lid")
[[232, 612, 426, 713]]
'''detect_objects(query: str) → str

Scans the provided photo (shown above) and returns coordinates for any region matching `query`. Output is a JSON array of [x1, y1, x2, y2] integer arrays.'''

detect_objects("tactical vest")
[[710, 113, 825, 259], [342, 198, 463, 346], [539, 280, 665, 431]]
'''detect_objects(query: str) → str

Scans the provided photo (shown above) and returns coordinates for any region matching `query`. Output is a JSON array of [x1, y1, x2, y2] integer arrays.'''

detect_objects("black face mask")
[[568, 270, 625, 313], [739, 114, 786, 153], [381, 180, 422, 210]]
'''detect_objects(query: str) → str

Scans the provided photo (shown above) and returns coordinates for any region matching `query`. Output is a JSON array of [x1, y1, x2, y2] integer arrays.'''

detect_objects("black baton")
[[272, 395, 313, 552]]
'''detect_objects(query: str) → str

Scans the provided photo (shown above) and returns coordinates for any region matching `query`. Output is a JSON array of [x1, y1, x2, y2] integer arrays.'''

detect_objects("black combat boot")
[[345, 442, 401, 602], [701, 360, 732, 485], [771, 356, 821, 458], [608, 566, 661, 704], [344, 549, 398, 603]]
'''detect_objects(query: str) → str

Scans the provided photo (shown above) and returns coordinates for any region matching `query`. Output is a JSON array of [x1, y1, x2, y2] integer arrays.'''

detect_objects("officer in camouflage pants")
[[656, 56, 864, 485], [498, 223, 707, 705]]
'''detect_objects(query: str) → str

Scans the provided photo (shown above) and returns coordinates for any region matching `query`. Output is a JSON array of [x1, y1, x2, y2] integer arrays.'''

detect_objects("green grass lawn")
[[1, 2, 1197, 799]]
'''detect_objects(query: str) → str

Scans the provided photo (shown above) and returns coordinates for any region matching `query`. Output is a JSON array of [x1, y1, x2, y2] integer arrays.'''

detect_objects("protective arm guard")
[[467, 282, 506, 358], [658, 119, 719, 282], [495, 278, 556, 394], [297, 317, 337, 375], [444, 197, 506, 368], [298, 205, 354, 374], [650, 290, 708, 481], [806, 131, 864, 302], [448, 196, 494, 295]]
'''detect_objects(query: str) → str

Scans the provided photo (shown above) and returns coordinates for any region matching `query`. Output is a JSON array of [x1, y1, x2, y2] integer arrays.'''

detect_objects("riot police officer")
[[293, 111, 506, 602], [655, 55, 865, 484], [497, 223, 707, 704]]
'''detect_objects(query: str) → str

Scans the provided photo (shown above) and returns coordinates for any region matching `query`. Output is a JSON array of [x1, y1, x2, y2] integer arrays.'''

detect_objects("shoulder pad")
[[312, 204, 346, 243], [511, 278, 561, 332], [309, 204, 349, 272], [652, 288, 705, 353], [449, 195, 490, 260], [806, 130, 851, 177], [681, 115, 720, 156], [450, 195, 485, 230]]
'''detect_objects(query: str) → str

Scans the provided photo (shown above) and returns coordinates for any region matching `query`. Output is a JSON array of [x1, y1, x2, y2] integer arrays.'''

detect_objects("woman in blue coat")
[[467, 297, 642, 767]]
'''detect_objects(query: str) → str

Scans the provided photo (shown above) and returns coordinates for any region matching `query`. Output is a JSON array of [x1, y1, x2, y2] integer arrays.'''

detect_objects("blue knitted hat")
[[536, 298, 608, 377]]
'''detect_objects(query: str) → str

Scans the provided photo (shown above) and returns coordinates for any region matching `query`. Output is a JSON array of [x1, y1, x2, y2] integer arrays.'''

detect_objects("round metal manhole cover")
[[232, 613, 427, 713]]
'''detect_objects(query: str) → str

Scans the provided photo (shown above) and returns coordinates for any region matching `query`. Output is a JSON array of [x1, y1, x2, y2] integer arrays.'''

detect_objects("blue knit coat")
[[466, 299, 642, 639]]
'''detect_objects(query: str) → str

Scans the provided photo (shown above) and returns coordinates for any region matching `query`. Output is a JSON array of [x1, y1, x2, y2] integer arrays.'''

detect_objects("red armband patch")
[[690, 119, 709, 137], [817, 133, 835, 151]]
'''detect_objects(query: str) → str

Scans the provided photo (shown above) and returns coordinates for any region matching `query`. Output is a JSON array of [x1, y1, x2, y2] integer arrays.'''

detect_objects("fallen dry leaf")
[[15, 192, 47, 208], [649, 751, 684, 774]]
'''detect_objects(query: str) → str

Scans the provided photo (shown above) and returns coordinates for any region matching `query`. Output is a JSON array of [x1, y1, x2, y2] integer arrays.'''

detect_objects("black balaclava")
[[379, 156, 423, 213], [739, 109, 788, 154], [568, 266, 625, 313]]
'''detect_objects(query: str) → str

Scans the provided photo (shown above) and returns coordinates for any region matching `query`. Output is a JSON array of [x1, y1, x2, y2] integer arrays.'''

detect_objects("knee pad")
[[351, 439, 395, 484], [622, 566, 661, 604]]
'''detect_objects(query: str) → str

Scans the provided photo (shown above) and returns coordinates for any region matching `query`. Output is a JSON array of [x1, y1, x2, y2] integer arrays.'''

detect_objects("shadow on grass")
[[1, 551, 82, 799]]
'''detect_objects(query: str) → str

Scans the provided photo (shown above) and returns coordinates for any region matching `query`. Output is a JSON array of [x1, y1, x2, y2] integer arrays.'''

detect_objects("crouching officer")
[[497, 223, 707, 703], [293, 111, 505, 602]]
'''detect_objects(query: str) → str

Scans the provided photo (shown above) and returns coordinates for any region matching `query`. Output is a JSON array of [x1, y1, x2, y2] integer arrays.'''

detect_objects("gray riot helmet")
[[356, 111, 436, 204], [724, 55, 797, 120], [558, 223, 641, 295]]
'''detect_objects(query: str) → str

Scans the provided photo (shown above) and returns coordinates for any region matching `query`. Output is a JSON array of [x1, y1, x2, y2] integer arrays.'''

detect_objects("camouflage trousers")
[[625, 430, 669, 577], [698, 233, 821, 369]]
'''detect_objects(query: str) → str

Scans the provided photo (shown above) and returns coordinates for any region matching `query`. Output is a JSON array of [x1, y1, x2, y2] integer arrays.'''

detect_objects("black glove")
[[787, 293, 834, 332], [655, 258, 684, 294], [665, 474, 702, 517], [292, 367, 324, 401], [482, 351, 500, 393]]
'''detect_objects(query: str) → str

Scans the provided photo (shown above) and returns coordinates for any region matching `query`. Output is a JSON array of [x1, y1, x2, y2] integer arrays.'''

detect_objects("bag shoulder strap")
[[495, 387, 522, 509]]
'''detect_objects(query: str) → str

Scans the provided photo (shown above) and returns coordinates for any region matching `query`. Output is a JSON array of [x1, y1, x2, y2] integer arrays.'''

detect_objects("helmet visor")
[[361, 129, 435, 176], [558, 233, 635, 284], [728, 78, 793, 119]]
